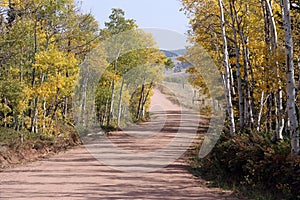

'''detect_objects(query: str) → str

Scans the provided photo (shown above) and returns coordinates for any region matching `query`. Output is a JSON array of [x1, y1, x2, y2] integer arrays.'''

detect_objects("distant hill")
[[160, 49, 192, 73], [170, 49, 187, 56], [160, 49, 187, 58], [160, 50, 178, 58]]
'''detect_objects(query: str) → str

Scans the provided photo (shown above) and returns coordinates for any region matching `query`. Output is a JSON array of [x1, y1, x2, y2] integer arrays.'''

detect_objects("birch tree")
[[229, 0, 244, 129], [218, 0, 235, 135], [281, 0, 299, 155], [0, 0, 101, 134], [102, 8, 136, 126], [262, 0, 285, 141]]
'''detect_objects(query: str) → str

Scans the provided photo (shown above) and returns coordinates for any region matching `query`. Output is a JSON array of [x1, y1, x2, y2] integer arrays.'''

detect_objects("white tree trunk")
[[218, 0, 236, 135], [229, 0, 244, 129], [266, 0, 284, 140], [276, 89, 284, 140], [265, 0, 278, 49], [108, 79, 115, 126], [240, 32, 254, 128], [117, 77, 125, 127], [282, 0, 299, 155], [257, 91, 269, 132], [80, 77, 88, 127]]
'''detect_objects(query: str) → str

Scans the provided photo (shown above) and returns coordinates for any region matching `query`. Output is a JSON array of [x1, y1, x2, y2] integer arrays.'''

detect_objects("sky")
[[79, 0, 190, 49], [80, 0, 189, 34]]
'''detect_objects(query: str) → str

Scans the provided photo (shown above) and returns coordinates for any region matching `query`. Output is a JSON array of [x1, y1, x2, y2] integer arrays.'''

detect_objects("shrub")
[[190, 132, 300, 200]]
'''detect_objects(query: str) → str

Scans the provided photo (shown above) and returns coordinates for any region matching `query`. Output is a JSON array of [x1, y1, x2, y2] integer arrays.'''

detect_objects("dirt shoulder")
[[0, 129, 80, 169]]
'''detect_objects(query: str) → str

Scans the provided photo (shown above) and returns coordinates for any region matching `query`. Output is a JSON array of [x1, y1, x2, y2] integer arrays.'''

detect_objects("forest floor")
[[0, 89, 243, 200]]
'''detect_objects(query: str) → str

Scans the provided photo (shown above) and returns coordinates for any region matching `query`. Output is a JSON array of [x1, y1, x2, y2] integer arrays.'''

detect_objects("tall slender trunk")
[[117, 77, 125, 127], [218, 0, 235, 135], [266, 94, 274, 132], [80, 77, 88, 126], [42, 100, 47, 132], [91, 96, 96, 126], [31, 97, 39, 133], [63, 96, 68, 124], [136, 83, 145, 120], [30, 7, 39, 133], [230, 0, 244, 129], [102, 98, 109, 126], [265, 0, 285, 140], [240, 32, 254, 128], [108, 79, 115, 126], [257, 91, 269, 131], [229, 65, 235, 95], [235, 4, 254, 128], [281, 0, 299, 155], [108, 61, 117, 126], [276, 88, 284, 140], [265, 1, 277, 47]]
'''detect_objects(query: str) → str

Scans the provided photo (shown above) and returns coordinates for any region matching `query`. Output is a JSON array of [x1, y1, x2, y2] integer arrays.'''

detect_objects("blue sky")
[[80, 0, 190, 35]]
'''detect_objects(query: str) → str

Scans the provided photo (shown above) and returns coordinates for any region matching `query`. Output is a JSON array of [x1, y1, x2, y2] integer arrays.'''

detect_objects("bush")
[[190, 132, 300, 200]]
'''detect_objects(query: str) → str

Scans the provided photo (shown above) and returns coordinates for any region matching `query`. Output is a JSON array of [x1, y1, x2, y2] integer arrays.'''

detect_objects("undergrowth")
[[0, 124, 80, 168], [188, 131, 300, 200]]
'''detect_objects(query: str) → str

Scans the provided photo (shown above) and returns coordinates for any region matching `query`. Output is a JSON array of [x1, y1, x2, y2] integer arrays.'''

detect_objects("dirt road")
[[0, 89, 240, 200]]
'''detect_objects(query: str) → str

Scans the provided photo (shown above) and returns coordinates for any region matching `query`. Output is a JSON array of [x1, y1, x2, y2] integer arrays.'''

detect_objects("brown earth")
[[0, 89, 243, 200], [0, 131, 79, 170]]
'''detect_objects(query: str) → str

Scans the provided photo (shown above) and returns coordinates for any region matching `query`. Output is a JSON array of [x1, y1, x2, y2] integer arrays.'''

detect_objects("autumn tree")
[[94, 9, 167, 128], [0, 0, 102, 137], [281, 0, 299, 155], [181, 0, 300, 154]]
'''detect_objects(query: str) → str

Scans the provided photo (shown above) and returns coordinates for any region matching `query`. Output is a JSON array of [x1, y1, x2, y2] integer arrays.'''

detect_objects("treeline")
[[181, 0, 300, 198], [74, 8, 167, 130], [181, 0, 300, 154], [0, 1, 166, 140], [95, 9, 166, 128], [0, 0, 100, 138]]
